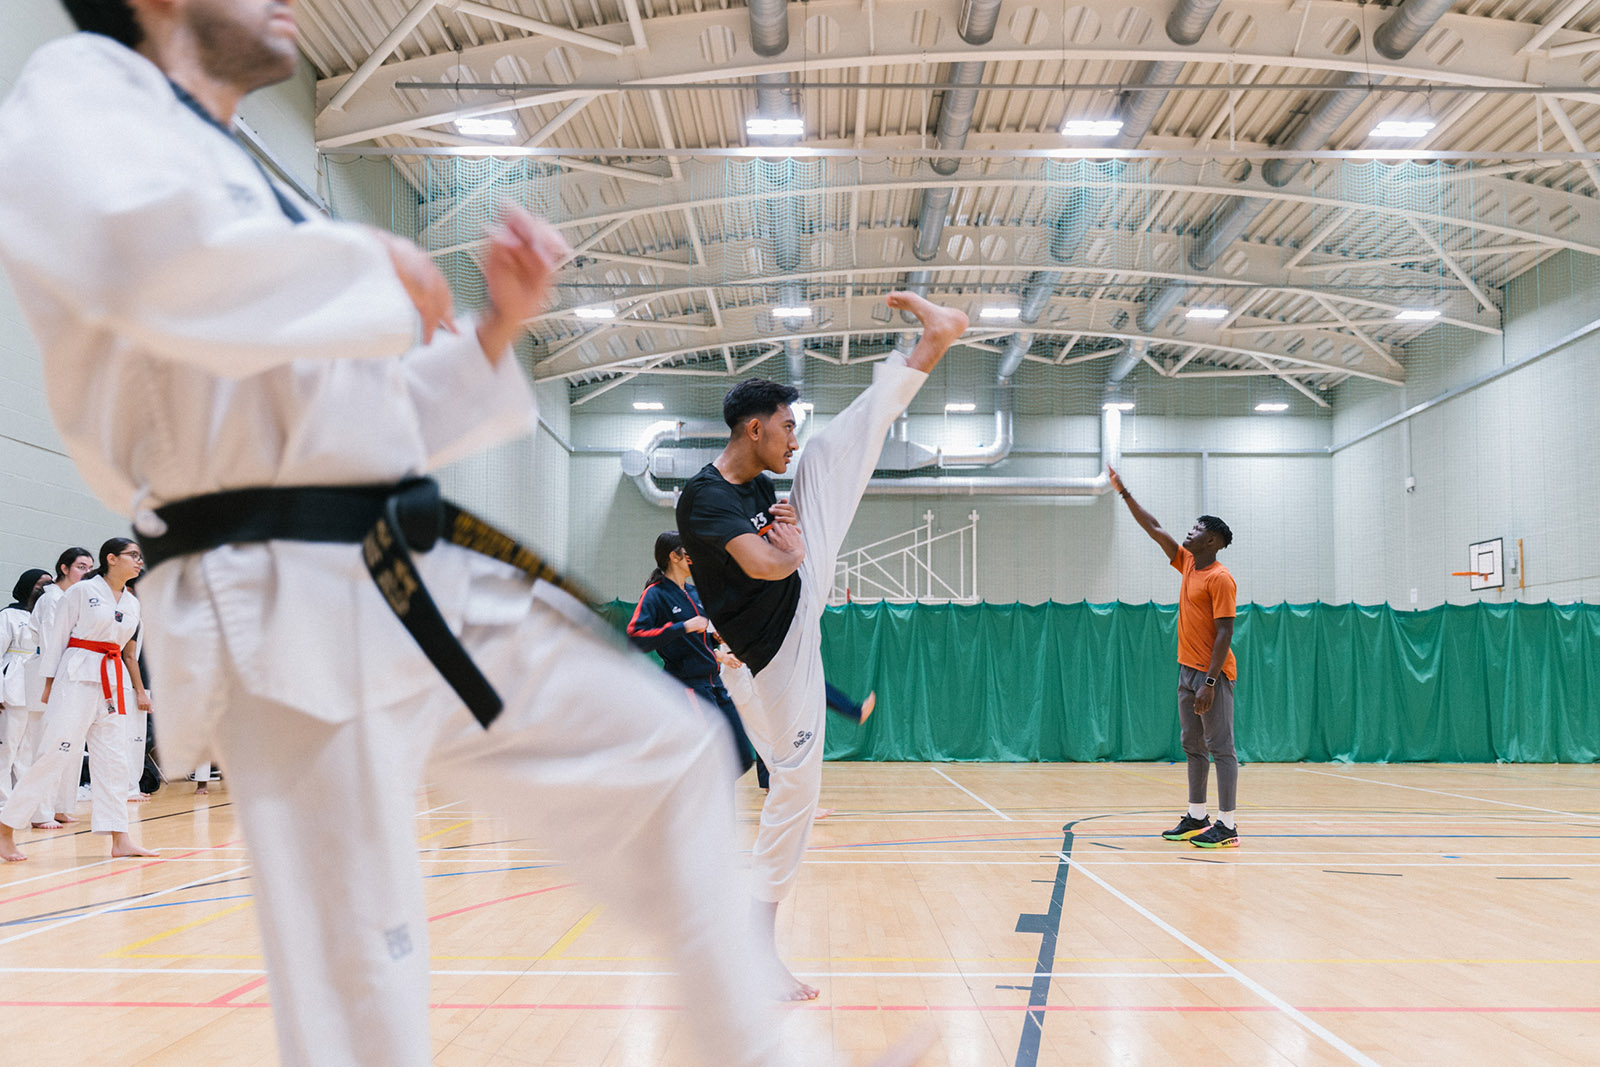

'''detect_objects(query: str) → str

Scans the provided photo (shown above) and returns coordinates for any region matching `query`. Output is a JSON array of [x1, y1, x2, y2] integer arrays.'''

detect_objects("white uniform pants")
[[1, 681, 129, 834], [12, 708, 80, 821], [213, 588, 816, 1067], [0, 705, 26, 806], [742, 355, 927, 902], [127, 710, 150, 796]]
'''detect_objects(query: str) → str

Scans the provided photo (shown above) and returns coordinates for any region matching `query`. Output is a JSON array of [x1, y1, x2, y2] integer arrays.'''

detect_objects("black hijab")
[[7, 569, 50, 613]]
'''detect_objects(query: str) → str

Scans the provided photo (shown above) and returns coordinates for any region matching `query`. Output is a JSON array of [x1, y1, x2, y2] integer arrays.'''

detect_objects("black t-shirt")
[[676, 463, 801, 674]]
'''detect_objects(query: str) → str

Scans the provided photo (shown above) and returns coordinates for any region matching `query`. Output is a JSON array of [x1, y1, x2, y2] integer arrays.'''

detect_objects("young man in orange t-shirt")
[[1108, 466, 1241, 848]]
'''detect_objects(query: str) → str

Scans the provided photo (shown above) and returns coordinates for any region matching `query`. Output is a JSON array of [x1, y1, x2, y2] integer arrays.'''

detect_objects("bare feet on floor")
[[813, 807, 835, 821], [195, 785, 208, 795], [110, 832, 157, 858], [57, 812, 79, 824], [773, 960, 820, 1002], [884, 292, 969, 372], [0, 826, 25, 863], [31, 820, 61, 830], [130, 793, 151, 803]]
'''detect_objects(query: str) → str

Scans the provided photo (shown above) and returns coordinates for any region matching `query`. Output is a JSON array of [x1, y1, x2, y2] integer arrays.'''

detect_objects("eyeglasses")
[[119, 551, 144, 562]]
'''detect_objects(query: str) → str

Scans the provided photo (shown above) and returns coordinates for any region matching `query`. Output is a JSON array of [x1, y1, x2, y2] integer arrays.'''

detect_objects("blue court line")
[[826, 833, 1600, 848]]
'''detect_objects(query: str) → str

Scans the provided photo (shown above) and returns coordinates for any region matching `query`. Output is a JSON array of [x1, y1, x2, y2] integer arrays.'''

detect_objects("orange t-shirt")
[[1171, 547, 1238, 681]]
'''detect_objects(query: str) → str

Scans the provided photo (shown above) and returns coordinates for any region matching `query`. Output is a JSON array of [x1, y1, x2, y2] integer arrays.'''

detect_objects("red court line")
[[427, 883, 575, 922], [205, 977, 269, 1007], [5, 1000, 1598, 1014], [0, 844, 237, 908]]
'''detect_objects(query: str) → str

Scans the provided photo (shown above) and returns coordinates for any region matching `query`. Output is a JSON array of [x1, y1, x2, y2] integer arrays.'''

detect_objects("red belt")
[[67, 637, 126, 715]]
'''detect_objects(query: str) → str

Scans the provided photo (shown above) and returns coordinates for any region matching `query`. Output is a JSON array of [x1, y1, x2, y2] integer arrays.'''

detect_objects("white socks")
[[1219, 811, 1236, 830], [1188, 803, 1207, 820]]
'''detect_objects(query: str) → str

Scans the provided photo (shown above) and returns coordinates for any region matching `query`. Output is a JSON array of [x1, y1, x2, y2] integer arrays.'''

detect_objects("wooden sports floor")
[[1, 762, 1597, 1065]]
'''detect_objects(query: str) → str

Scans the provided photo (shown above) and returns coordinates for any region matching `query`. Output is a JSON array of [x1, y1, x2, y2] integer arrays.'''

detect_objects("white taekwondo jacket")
[[0, 35, 540, 767]]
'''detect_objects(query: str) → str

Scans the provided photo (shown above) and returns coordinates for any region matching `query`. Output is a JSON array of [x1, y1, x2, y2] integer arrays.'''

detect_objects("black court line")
[[1496, 876, 1572, 881], [0, 874, 255, 929], [1181, 856, 1227, 864], [22, 801, 234, 844], [1011, 810, 1165, 1067], [1323, 869, 1403, 877], [1089, 842, 1126, 850], [1013, 823, 1073, 1067]]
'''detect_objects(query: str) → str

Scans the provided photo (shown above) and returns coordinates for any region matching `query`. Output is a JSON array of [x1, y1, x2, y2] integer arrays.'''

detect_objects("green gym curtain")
[[601, 601, 1600, 763]]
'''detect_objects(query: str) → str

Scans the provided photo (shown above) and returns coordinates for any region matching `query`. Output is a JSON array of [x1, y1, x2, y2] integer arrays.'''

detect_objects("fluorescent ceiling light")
[[454, 117, 517, 137], [1395, 309, 1441, 322], [1102, 401, 1135, 411], [978, 307, 1022, 320], [573, 306, 615, 320], [1185, 307, 1229, 320], [944, 402, 977, 412], [1370, 119, 1436, 138], [633, 401, 664, 411], [773, 306, 812, 318], [747, 116, 804, 137], [1061, 118, 1124, 137], [1255, 402, 1290, 412]]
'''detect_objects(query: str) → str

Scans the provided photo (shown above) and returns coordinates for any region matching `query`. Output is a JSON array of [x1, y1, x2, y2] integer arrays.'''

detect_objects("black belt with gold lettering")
[[138, 478, 589, 729]]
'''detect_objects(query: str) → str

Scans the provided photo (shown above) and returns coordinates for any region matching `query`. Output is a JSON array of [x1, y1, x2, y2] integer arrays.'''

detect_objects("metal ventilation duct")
[[1140, 0, 1458, 328]]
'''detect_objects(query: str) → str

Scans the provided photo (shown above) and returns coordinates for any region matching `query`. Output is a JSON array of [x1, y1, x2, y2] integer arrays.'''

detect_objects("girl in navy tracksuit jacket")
[[627, 531, 767, 785]]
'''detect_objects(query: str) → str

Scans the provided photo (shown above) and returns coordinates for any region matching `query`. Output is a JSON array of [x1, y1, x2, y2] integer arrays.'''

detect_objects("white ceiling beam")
[[617, 0, 648, 49], [1310, 293, 1403, 371], [443, 1, 628, 56], [1295, 243, 1546, 269], [1540, 97, 1600, 193], [1283, 208, 1354, 270], [1520, 0, 1595, 54], [1251, 355, 1331, 408], [1408, 219, 1499, 317], [1547, 35, 1600, 58], [315, 0, 1600, 145], [324, 0, 442, 113]]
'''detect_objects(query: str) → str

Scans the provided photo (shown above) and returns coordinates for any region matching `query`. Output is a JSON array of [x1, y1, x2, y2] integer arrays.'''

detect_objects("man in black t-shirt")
[[677, 290, 967, 1001]]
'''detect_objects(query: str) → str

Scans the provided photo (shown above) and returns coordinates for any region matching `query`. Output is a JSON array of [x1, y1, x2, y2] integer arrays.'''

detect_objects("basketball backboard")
[[1466, 538, 1505, 591]]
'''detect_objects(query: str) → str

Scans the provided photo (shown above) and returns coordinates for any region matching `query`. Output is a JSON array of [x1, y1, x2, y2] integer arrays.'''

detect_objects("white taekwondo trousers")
[[739, 355, 927, 903], [0, 34, 822, 1067]]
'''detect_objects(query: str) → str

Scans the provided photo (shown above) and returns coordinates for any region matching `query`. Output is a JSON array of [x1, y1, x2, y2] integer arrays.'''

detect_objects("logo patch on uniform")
[[58, 741, 72, 751], [671, 605, 682, 614], [114, 611, 123, 622], [793, 730, 813, 748], [88, 597, 100, 607], [384, 924, 413, 960]]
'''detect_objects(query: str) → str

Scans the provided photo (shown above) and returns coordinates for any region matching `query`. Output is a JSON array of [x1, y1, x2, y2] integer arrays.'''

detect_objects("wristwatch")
[[1204, 675, 1217, 687]]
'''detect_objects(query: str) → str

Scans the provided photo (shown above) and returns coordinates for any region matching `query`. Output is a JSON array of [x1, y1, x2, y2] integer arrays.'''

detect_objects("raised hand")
[[1107, 465, 1125, 494], [476, 206, 574, 363]]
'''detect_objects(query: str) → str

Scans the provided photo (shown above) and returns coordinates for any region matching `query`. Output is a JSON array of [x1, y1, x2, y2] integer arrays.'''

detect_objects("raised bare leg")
[[884, 291, 969, 373]]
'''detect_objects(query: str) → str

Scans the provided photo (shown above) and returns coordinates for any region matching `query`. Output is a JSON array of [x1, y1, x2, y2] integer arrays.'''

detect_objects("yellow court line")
[[418, 820, 472, 842], [106, 902, 254, 959], [538, 906, 604, 961]]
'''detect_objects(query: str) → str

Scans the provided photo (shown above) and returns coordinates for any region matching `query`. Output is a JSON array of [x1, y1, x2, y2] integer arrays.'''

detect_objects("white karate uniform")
[[736, 356, 927, 902], [0, 34, 814, 1067], [1, 575, 138, 835], [0, 605, 37, 804], [17, 583, 83, 821]]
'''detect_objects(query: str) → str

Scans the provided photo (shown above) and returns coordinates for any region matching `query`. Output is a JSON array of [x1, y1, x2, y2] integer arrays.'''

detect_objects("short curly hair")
[[722, 378, 801, 431], [1197, 515, 1233, 548]]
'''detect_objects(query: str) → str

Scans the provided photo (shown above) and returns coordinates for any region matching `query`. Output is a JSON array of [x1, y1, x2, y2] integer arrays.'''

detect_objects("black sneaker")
[[1191, 822, 1240, 848], [1161, 815, 1211, 841]]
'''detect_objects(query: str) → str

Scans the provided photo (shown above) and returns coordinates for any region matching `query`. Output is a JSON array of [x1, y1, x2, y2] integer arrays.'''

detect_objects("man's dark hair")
[[1197, 515, 1233, 548], [722, 378, 800, 431], [61, 0, 144, 48]]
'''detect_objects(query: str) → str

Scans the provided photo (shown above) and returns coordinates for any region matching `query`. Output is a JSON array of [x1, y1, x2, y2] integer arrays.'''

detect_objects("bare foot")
[[774, 963, 820, 1002], [129, 793, 151, 803], [859, 691, 876, 724], [110, 832, 158, 858], [195, 785, 208, 796], [0, 826, 25, 863], [31, 820, 62, 830], [56, 812, 79, 824], [884, 292, 968, 371], [813, 807, 835, 821]]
